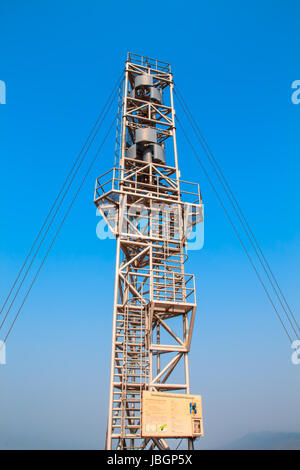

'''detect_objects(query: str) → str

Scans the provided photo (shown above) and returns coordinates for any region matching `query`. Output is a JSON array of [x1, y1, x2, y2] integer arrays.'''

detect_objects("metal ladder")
[[112, 303, 149, 448]]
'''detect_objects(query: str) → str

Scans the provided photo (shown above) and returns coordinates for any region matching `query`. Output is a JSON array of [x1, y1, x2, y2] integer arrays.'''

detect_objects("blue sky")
[[0, 0, 299, 449]]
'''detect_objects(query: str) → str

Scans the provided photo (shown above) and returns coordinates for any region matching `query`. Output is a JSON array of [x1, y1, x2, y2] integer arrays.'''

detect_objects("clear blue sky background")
[[0, 0, 299, 449]]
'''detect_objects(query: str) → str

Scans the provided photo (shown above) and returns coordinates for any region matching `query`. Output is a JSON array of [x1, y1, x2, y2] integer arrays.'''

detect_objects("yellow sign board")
[[141, 391, 203, 438]]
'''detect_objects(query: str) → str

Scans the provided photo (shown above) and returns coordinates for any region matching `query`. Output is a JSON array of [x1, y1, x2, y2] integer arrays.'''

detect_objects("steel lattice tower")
[[94, 53, 203, 450]]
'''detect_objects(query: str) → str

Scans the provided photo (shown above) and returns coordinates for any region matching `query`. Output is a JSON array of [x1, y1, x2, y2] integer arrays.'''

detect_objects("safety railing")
[[152, 270, 196, 304], [127, 52, 171, 73], [94, 166, 201, 206], [123, 268, 196, 305]]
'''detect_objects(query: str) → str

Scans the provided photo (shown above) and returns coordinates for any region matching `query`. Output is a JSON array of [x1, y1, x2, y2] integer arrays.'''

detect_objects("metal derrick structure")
[[94, 53, 203, 450]]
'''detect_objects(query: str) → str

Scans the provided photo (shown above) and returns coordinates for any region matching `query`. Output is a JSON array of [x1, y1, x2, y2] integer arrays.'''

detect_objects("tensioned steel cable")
[[0, 75, 122, 332], [176, 116, 293, 344], [0, 71, 123, 320], [0, 115, 116, 347], [175, 438, 183, 450], [174, 86, 299, 337], [0, 97, 117, 332]]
